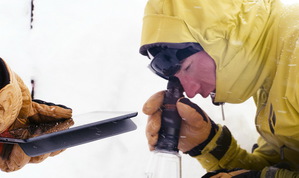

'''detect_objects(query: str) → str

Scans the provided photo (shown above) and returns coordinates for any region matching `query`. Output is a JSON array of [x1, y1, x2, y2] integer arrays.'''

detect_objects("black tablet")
[[0, 111, 137, 156]]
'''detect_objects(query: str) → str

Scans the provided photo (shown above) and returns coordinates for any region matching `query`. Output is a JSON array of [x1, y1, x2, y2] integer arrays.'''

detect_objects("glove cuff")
[[264, 167, 278, 178], [192, 125, 232, 161], [207, 125, 232, 160], [185, 121, 219, 156]]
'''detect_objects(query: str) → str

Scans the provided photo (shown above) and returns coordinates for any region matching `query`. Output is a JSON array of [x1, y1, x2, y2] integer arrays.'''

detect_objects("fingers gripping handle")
[[156, 77, 184, 152]]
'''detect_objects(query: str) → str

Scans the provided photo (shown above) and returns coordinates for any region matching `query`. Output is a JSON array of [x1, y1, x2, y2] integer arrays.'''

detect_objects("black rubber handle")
[[156, 77, 184, 152]]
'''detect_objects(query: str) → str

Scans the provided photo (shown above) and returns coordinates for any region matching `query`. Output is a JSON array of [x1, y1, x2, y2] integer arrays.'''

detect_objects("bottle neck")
[[154, 149, 180, 156]]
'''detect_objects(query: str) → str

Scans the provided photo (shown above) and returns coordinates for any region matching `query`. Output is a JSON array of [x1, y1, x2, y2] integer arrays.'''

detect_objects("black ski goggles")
[[147, 48, 183, 80]]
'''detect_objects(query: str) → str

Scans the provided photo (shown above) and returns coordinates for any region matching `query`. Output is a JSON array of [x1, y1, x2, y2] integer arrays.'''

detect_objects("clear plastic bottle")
[[145, 150, 181, 178], [145, 77, 184, 178]]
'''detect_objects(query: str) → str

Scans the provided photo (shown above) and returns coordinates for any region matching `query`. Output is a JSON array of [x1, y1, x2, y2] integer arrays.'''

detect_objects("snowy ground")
[[0, 0, 297, 177]]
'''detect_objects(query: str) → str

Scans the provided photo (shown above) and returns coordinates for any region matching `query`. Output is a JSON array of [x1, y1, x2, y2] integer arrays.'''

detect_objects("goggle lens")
[[148, 48, 181, 79]]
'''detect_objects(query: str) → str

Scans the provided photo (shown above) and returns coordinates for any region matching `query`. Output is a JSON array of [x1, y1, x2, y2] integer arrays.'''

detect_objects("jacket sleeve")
[[260, 166, 299, 178], [193, 125, 281, 171]]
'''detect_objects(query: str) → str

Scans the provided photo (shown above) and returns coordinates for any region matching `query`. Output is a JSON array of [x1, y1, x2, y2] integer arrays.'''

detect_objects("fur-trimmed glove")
[[143, 91, 218, 154], [0, 58, 73, 172]]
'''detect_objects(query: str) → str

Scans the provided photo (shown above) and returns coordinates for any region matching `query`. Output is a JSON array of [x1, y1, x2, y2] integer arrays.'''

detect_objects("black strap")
[[186, 125, 232, 160], [265, 167, 278, 178], [210, 126, 232, 160]]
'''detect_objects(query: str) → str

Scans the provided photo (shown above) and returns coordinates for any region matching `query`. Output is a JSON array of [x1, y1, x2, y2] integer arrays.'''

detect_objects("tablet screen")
[[0, 111, 137, 144], [72, 111, 136, 128]]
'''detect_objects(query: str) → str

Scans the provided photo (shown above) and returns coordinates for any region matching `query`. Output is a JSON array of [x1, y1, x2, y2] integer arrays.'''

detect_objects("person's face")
[[175, 51, 216, 98]]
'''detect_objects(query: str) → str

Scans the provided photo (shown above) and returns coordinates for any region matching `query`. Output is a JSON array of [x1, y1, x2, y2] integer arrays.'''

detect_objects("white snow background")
[[0, 0, 297, 177]]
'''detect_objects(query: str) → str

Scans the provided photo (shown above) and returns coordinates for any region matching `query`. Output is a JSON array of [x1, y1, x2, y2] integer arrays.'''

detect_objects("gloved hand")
[[202, 162, 296, 178], [143, 91, 217, 153], [0, 58, 73, 172], [201, 169, 260, 178]]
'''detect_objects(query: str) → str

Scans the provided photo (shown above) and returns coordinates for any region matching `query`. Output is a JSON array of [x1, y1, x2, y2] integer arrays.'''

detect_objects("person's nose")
[[180, 80, 199, 98]]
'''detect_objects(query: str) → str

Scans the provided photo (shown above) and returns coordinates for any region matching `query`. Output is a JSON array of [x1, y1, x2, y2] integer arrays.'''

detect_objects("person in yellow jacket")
[[0, 58, 73, 172], [140, 0, 299, 177]]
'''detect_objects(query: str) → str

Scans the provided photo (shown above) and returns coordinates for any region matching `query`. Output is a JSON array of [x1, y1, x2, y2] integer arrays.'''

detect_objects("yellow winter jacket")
[[140, 0, 299, 176]]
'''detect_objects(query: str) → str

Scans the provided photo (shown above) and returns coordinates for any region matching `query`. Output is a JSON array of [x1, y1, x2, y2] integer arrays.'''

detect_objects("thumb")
[[177, 98, 209, 125], [143, 91, 165, 115], [29, 99, 72, 123]]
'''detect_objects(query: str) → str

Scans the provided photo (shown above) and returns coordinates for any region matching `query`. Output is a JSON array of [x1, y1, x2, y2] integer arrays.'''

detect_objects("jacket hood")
[[140, 0, 282, 103]]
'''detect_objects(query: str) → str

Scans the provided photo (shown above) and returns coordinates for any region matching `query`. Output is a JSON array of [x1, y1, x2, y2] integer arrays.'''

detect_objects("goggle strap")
[[147, 50, 154, 60]]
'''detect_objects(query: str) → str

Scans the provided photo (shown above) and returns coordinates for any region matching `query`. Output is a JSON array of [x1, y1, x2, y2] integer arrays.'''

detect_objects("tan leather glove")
[[0, 58, 73, 172], [143, 91, 217, 153]]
